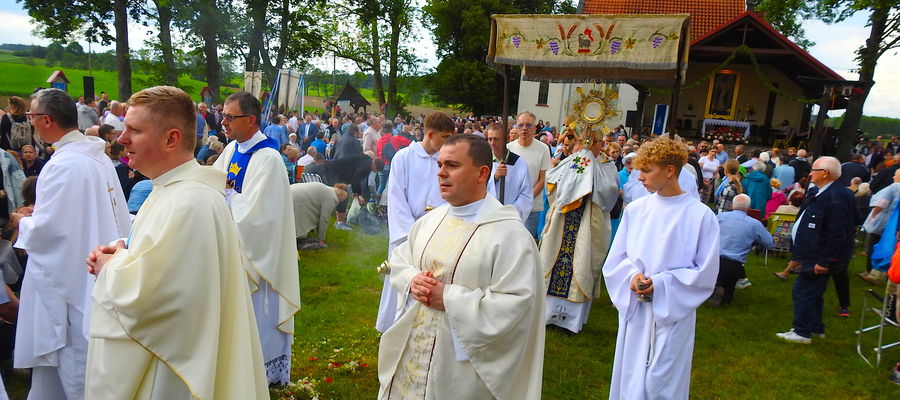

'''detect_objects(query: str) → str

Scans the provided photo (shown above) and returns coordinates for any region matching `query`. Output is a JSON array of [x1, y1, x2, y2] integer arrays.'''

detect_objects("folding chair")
[[759, 213, 796, 267], [855, 282, 900, 367]]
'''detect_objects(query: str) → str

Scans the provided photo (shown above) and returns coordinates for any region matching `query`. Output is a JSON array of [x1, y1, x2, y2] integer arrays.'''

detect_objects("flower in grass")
[[361, 363, 368, 368], [325, 377, 333, 383], [309, 356, 317, 361], [333, 347, 343, 353]]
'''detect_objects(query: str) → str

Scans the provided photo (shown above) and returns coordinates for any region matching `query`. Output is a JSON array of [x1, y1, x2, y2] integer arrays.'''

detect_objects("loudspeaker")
[[83, 76, 95, 101], [625, 110, 638, 127]]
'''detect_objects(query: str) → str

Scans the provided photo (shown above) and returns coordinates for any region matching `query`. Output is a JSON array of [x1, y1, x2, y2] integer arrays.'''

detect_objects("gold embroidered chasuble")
[[378, 196, 545, 400]]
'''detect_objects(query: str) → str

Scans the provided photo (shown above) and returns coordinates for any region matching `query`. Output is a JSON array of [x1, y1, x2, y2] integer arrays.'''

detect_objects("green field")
[[0, 56, 426, 110], [0, 60, 215, 101]]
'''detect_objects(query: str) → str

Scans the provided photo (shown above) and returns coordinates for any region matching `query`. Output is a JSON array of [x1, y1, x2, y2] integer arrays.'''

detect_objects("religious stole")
[[226, 137, 279, 193], [388, 215, 480, 400], [547, 198, 587, 298]]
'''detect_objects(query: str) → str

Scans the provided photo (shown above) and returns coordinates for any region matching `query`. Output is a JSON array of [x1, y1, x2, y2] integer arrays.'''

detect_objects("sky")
[[0, 1, 898, 118]]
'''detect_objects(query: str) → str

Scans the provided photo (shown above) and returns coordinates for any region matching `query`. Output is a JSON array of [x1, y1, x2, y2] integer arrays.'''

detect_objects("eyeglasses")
[[518, 123, 534, 128], [25, 113, 49, 122], [222, 114, 251, 122], [810, 168, 826, 173]]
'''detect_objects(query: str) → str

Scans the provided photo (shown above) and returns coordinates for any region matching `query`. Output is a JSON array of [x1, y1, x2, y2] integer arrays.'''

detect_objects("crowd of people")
[[0, 84, 898, 400]]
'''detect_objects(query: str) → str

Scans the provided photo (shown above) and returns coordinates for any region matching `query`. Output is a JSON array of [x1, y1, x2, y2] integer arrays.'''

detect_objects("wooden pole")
[[668, 27, 688, 137], [811, 89, 831, 158], [499, 65, 510, 204]]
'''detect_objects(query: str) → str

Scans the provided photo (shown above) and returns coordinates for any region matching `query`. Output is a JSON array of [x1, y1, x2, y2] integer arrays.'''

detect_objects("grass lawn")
[[274, 223, 900, 399], [2, 221, 898, 398], [0, 60, 219, 101]]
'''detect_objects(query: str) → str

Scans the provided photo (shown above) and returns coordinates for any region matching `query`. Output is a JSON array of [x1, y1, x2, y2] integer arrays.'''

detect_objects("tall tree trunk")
[[386, 9, 402, 118], [261, 0, 290, 72], [113, 0, 132, 99], [155, 0, 178, 86], [370, 19, 386, 113], [198, 0, 221, 102], [246, 0, 267, 74], [835, 5, 888, 161]]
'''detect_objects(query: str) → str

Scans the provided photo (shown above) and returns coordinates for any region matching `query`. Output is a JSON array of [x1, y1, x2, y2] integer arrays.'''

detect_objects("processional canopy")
[[487, 14, 691, 145]]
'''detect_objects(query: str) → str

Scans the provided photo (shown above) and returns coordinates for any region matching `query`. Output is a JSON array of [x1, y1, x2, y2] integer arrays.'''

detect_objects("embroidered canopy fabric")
[[487, 14, 691, 85]]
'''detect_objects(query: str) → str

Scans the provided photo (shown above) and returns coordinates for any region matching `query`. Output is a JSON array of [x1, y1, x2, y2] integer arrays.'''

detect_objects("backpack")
[[381, 140, 398, 162], [9, 117, 32, 150]]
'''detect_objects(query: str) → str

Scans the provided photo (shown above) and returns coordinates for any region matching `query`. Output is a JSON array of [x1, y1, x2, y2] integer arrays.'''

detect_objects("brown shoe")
[[858, 271, 880, 285]]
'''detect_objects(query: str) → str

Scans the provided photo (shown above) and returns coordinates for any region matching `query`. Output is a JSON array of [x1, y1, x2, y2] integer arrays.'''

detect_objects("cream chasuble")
[[539, 149, 618, 332], [602, 192, 719, 400], [86, 160, 269, 400], [214, 132, 299, 384], [14, 131, 130, 400], [377, 142, 446, 332], [379, 196, 545, 400]]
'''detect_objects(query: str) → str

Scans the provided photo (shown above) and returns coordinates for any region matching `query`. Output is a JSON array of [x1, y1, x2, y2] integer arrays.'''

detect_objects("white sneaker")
[[776, 329, 811, 344], [736, 278, 752, 289]]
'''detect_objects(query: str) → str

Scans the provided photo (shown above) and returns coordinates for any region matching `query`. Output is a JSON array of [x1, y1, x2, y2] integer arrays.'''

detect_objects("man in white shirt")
[[362, 117, 382, 155], [102, 100, 125, 133], [507, 111, 551, 238], [12, 88, 130, 399], [485, 122, 531, 221]]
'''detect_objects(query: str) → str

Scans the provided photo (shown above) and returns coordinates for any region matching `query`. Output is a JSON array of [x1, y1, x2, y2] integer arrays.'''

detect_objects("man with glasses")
[[13, 88, 130, 399], [213, 91, 299, 385], [777, 156, 856, 343], [507, 111, 551, 238]]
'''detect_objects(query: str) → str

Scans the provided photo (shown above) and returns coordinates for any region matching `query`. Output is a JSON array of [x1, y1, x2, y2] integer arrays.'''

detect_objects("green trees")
[[422, 0, 574, 115], [758, 0, 900, 159]]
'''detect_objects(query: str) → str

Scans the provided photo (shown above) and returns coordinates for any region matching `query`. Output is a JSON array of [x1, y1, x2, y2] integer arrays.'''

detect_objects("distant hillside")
[[0, 44, 35, 52], [826, 115, 900, 137]]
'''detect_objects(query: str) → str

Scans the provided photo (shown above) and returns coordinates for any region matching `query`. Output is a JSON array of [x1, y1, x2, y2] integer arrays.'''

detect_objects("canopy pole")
[[499, 64, 511, 204], [668, 26, 688, 137]]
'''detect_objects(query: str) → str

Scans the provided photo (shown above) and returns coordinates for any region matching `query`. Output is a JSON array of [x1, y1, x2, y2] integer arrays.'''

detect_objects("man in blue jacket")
[[777, 156, 857, 344]]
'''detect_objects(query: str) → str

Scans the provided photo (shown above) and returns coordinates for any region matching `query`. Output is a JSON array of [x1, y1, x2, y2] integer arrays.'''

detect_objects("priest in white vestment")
[[603, 138, 719, 400], [11, 89, 130, 400], [540, 131, 619, 333], [215, 91, 300, 385], [376, 112, 454, 332], [378, 135, 545, 400], [485, 123, 532, 222], [85, 86, 269, 399]]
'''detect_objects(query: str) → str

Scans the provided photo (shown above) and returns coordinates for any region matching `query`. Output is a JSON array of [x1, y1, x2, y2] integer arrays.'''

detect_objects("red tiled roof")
[[580, 0, 746, 41]]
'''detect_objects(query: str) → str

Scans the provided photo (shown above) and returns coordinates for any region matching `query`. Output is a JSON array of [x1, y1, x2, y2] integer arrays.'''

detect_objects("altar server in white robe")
[[376, 112, 454, 332], [215, 91, 299, 385], [378, 135, 545, 400], [540, 129, 619, 333], [10, 88, 130, 400], [603, 138, 719, 400], [485, 122, 532, 222], [623, 164, 700, 205], [85, 86, 269, 399]]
